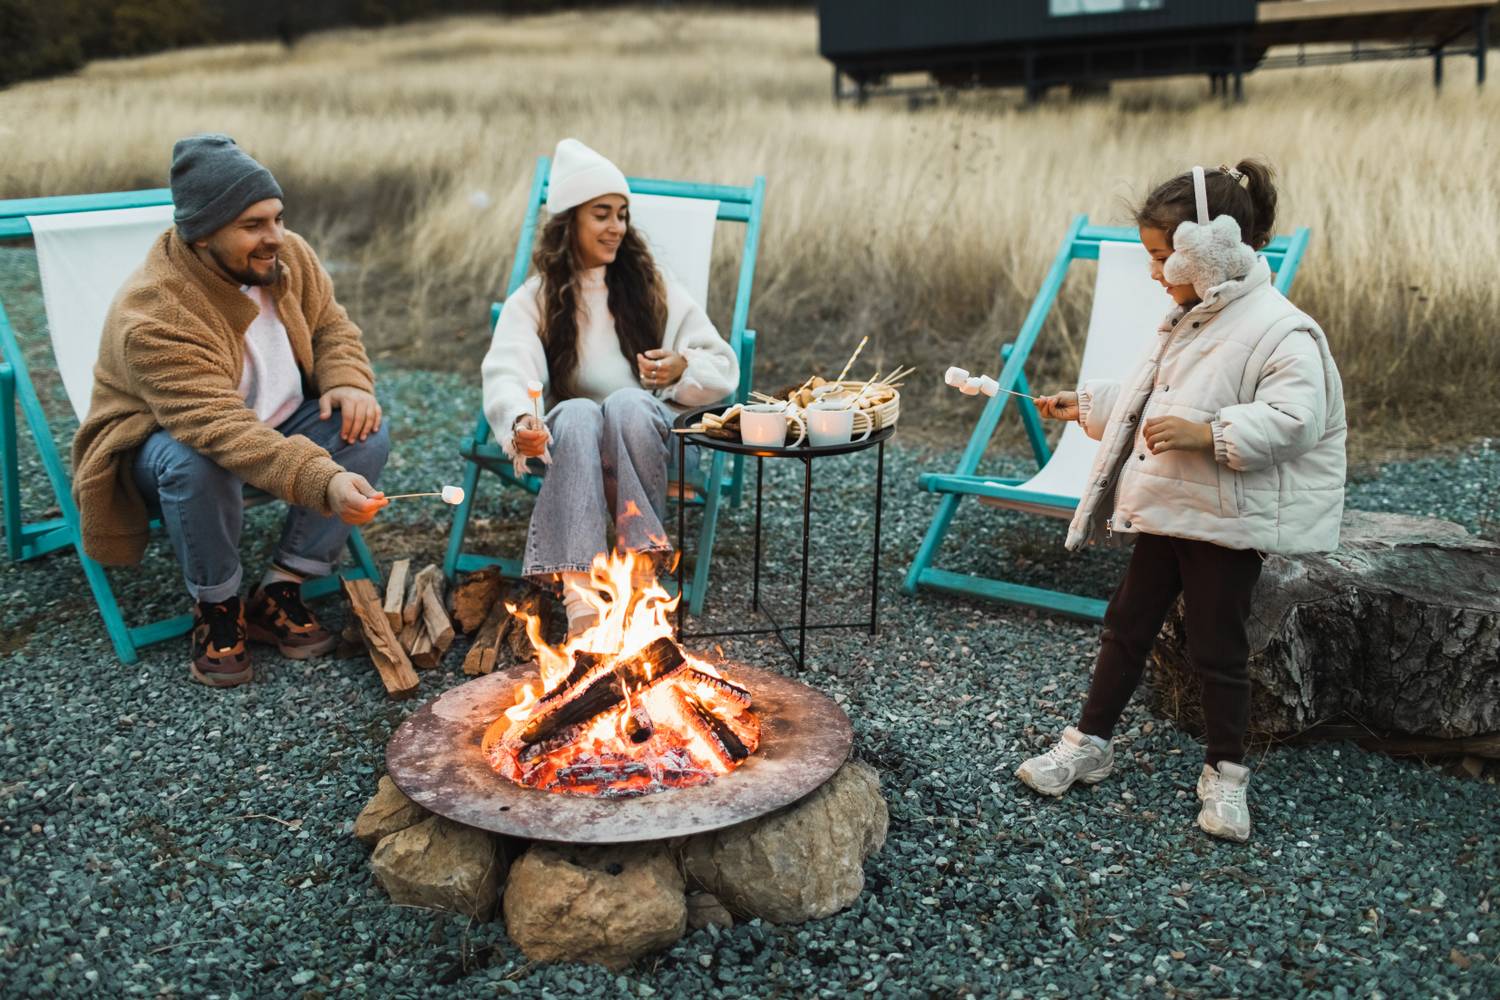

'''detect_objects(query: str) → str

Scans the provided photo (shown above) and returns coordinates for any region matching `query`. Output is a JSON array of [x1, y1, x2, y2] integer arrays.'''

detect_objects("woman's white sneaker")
[[1016, 726, 1114, 796], [1196, 761, 1252, 842]]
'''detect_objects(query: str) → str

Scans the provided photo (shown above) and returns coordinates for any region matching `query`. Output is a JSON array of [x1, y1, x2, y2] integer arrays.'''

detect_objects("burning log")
[[383, 558, 410, 633], [685, 669, 752, 711], [519, 638, 687, 747], [341, 578, 420, 699], [624, 698, 654, 744]]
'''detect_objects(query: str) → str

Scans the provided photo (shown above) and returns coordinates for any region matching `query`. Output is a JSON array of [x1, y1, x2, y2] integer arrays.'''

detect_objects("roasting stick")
[[831, 335, 869, 387], [526, 379, 545, 423], [383, 486, 467, 504]]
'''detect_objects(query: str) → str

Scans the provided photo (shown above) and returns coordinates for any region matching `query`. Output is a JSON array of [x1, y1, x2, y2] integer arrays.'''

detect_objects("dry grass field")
[[2, 8, 1496, 458]]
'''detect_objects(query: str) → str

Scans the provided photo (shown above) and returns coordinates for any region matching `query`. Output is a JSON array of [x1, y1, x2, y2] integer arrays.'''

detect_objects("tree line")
[[0, 1, 806, 87]]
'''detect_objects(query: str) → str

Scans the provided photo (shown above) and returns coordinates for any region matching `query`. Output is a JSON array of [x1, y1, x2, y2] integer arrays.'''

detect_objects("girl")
[[481, 139, 738, 638], [1015, 160, 1347, 842]]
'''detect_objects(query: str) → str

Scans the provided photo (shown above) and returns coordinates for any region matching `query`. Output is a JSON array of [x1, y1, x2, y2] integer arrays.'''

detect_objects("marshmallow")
[[441, 485, 466, 505], [525, 380, 544, 399], [961, 376, 982, 396], [944, 366, 970, 388], [976, 375, 999, 397]]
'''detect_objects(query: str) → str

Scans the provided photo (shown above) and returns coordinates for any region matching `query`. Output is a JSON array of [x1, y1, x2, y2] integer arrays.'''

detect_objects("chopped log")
[[1151, 511, 1500, 743], [688, 696, 750, 761], [404, 564, 442, 627], [341, 578, 419, 699], [383, 559, 410, 633], [451, 567, 503, 634], [519, 638, 687, 746], [539, 651, 605, 706], [409, 629, 439, 670], [398, 618, 422, 656], [462, 599, 510, 676], [420, 586, 454, 651]]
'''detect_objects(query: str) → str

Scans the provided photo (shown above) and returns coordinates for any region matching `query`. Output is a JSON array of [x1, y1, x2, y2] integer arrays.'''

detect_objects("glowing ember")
[[482, 550, 760, 797]]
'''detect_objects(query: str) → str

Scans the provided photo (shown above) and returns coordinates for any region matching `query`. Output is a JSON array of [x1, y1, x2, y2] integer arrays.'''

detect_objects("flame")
[[483, 548, 758, 797]]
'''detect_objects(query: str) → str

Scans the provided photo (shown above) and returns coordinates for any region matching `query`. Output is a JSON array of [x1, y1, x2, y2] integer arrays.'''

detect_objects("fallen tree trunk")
[[1151, 511, 1500, 742]]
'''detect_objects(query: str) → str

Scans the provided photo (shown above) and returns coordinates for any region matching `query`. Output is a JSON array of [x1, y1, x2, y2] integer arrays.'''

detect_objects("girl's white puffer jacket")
[[1065, 258, 1347, 555]]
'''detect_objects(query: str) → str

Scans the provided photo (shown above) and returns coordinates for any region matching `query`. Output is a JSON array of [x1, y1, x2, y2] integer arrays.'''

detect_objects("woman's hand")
[[1036, 391, 1079, 422], [1144, 416, 1214, 454], [637, 349, 686, 390], [512, 414, 550, 458]]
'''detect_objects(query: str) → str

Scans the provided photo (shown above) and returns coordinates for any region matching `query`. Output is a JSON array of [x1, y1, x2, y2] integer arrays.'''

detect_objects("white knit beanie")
[[546, 139, 630, 214]]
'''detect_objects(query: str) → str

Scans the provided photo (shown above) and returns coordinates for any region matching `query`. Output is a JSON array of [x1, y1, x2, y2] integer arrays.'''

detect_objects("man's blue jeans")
[[131, 398, 391, 602]]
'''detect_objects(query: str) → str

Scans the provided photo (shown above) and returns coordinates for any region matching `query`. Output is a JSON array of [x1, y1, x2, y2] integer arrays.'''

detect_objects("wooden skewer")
[[382, 492, 444, 500], [832, 336, 869, 386]]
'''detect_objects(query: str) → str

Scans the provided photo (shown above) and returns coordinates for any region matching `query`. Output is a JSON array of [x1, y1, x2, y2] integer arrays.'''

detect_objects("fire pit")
[[386, 552, 853, 843]]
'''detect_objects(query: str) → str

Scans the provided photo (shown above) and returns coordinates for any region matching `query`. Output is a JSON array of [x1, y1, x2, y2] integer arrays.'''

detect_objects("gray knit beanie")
[[169, 134, 284, 243]]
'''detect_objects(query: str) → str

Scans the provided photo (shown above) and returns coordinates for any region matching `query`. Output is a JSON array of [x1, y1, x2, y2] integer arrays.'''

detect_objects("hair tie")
[[1218, 163, 1246, 185]]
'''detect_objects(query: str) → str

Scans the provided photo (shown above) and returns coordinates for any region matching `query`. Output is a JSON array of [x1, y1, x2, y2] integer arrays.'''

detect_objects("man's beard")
[[209, 245, 278, 287]]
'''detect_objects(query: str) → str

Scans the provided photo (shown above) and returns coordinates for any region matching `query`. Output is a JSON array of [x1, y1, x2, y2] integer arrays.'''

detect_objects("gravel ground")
[[2, 249, 1498, 997]]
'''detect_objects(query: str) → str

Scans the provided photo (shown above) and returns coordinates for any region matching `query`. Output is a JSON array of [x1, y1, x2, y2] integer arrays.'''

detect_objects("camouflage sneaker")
[[246, 580, 337, 659], [191, 597, 253, 688]]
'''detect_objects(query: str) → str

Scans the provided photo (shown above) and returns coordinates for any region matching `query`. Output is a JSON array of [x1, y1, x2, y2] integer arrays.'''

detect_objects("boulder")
[[686, 891, 733, 931], [370, 816, 504, 919], [502, 842, 686, 970], [680, 759, 887, 924], [1151, 511, 1500, 740], [353, 776, 429, 847]]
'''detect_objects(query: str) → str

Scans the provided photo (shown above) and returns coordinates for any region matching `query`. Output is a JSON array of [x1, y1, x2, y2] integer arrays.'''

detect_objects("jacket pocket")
[[1216, 461, 1244, 517]]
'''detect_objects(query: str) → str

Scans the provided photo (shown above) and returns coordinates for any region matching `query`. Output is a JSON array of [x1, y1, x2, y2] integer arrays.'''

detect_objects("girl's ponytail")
[[1233, 158, 1277, 250]]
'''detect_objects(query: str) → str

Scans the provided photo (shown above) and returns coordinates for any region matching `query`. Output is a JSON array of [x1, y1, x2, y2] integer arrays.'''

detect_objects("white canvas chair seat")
[[977, 241, 1170, 517], [30, 204, 176, 422], [627, 192, 718, 309]]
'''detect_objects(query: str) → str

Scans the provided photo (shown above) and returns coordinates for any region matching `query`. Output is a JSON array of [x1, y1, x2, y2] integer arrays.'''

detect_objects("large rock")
[[1151, 511, 1500, 739], [353, 776, 430, 847], [502, 843, 686, 970], [370, 816, 504, 919], [680, 759, 887, 924]]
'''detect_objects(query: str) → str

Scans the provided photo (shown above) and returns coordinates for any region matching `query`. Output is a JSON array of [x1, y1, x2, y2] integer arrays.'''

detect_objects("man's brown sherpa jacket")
[[71, 228, 376, 566]]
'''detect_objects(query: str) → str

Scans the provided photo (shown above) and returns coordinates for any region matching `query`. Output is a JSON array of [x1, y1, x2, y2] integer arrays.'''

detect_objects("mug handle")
[[851, 411, 872, 443], [785, 411, 807, 447]]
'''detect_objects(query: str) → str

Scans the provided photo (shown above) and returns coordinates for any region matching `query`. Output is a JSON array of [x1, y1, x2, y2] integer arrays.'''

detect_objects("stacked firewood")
[[342, 562, 545, 698]]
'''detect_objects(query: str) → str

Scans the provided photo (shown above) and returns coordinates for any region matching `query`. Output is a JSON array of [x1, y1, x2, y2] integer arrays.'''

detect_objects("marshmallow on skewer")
[[944, 366, 970, 388], [975, 375, 999, 397], [960, 376, 982, 396], [383, 485, 467, 504]]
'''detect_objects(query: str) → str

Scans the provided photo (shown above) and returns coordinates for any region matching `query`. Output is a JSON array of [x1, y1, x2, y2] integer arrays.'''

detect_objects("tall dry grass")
[[2, 8, 1496, 457]]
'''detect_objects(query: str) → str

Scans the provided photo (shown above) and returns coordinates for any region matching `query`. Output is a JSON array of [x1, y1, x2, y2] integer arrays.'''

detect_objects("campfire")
[[481, 551, 761, 797]]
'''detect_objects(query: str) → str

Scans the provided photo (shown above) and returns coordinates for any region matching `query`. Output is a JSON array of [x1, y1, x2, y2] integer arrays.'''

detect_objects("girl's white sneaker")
[[1196, 761, 1252, 842], [1016, 726, 1114, 796]]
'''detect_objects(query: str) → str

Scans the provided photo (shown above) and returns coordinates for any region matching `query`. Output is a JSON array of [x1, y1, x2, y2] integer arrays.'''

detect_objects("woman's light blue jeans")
[[131, 398, 391, 602], [523, 387, 680, 579]]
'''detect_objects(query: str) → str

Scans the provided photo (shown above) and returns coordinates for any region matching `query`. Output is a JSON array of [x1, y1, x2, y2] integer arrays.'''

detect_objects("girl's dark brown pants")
[[1077, 531, 1263, 766]]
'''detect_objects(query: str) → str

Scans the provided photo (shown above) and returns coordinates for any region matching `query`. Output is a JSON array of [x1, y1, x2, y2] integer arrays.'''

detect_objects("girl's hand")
[[1036, 391, 1079, 422], [1144, 416, 1214, 454], [637, 349, 686, 390], [512, 414, 550, 458]]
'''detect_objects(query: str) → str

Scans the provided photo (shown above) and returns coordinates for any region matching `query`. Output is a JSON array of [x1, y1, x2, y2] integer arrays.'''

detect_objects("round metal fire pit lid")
[[385, 661, 853, 844]]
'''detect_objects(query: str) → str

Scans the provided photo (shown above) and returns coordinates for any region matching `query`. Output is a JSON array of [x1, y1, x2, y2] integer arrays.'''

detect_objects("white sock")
[[1085, 733, 1110, 751], [560, 571, 598, 626], [260, 564, 304, 589]]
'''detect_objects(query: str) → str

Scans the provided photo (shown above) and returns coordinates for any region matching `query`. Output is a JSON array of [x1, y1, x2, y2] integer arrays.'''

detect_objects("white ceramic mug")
[[805, 400, 872, 447], [740, 404, 806, 448]]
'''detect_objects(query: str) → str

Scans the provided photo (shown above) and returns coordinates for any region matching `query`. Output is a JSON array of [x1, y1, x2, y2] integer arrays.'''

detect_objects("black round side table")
[[673, 403, 893, 669]]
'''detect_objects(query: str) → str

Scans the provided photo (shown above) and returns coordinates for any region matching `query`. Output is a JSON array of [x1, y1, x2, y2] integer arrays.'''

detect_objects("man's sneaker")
[[1196, 761, 1252, 842], [1016, 726, 1115, 797], [246, 581, 337, 659], [191, 597, 253, 688]]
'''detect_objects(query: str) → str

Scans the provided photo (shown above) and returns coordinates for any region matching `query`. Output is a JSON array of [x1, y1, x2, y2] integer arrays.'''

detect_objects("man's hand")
[[512, 414, 550, 459], [320, 387, 382, 443], [326, 471, 386, 525], [1144, 416, 1214, 454], [1036, 390, 1079, 422], [636, 349, 686, 390]]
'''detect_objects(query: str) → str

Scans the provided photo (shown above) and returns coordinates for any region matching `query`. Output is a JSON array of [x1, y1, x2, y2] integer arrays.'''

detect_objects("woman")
[[481, 139, 739, 637]]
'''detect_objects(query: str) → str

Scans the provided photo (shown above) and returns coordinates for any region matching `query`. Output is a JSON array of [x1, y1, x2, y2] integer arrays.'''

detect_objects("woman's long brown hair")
[[532, 207, 668, 400]]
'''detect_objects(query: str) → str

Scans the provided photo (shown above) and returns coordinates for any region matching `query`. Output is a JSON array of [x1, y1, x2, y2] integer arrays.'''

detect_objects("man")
[[72, 134, 390, 687]]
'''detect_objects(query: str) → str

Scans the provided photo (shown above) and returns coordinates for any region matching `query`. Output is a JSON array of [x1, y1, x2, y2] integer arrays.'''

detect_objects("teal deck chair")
[[904, 216, 1311, 620], [0, 190, 382, 664], [442, 157, 765, 615]]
